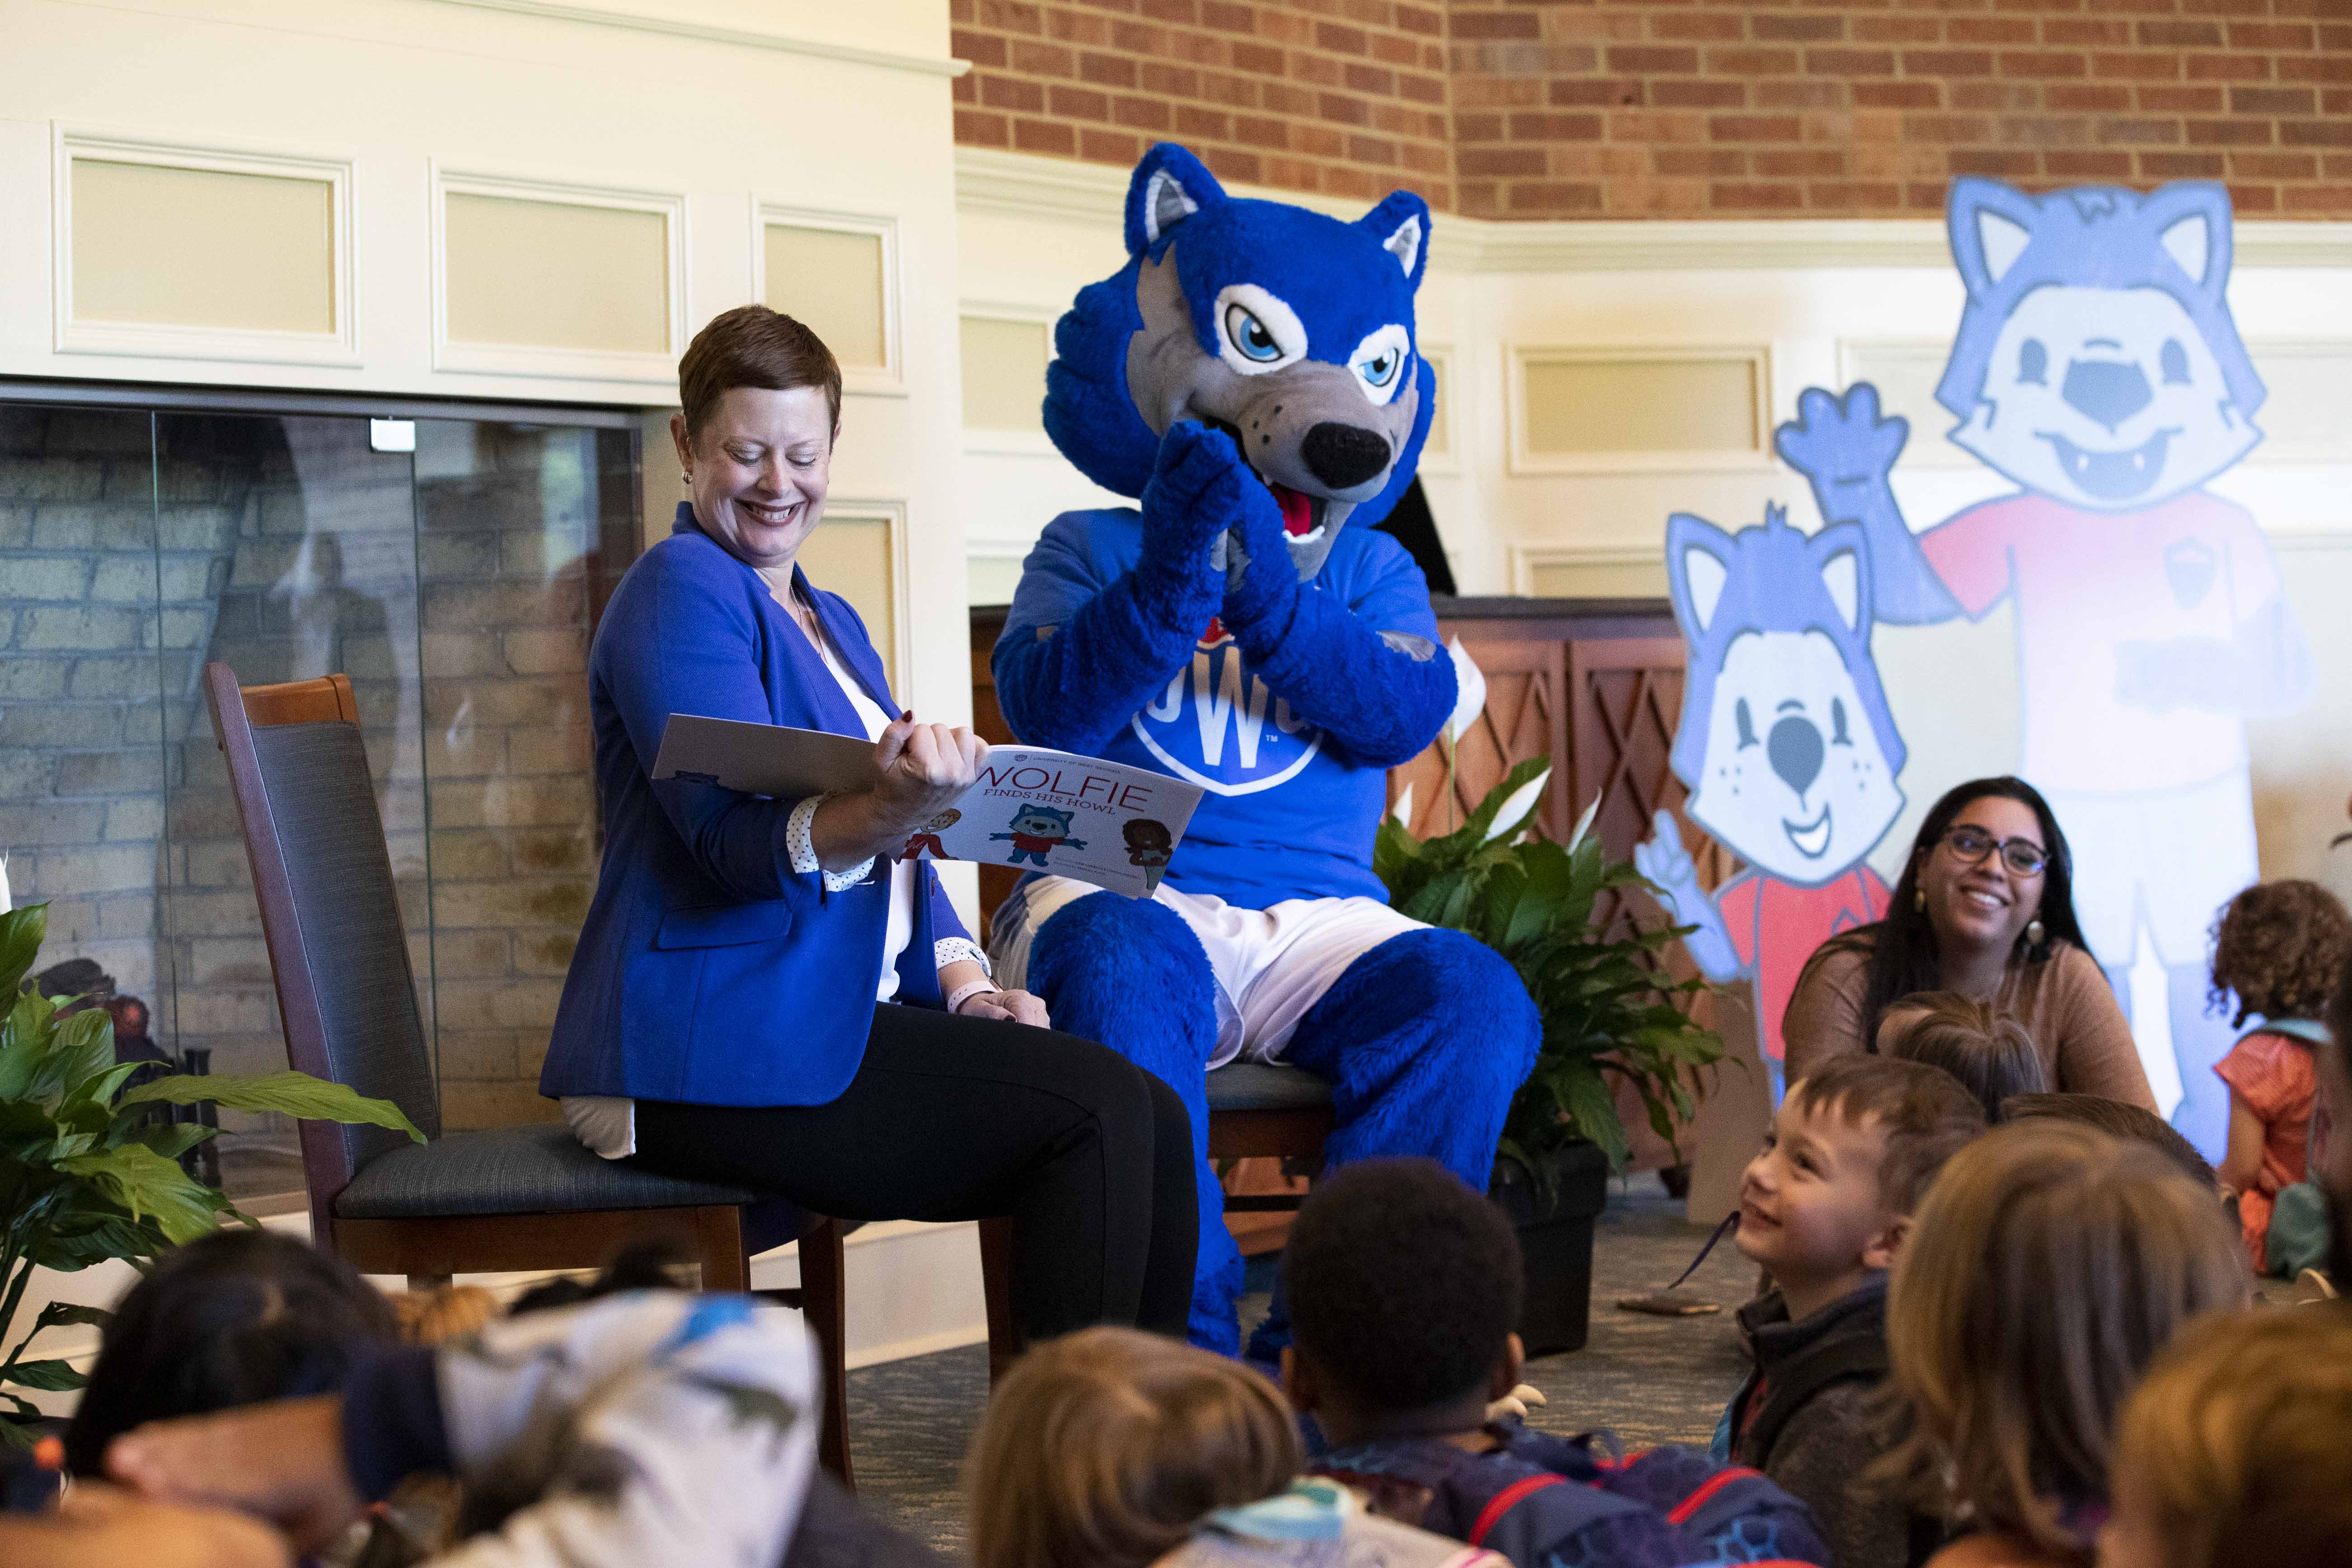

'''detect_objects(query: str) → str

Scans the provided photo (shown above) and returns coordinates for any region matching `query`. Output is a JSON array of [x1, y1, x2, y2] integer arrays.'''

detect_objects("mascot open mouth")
[[2038, 428, 2176, 502], [1202, 416, 1328, 539], [1783, 803, 1832, 859]]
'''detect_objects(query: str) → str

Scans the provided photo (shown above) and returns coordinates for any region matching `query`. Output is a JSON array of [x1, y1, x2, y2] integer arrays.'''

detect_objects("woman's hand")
[[807, 716, 989, 870], [872, 716, 986, 829], [104, 1396, 363, 1555], [955, 987, 1050, 1028]]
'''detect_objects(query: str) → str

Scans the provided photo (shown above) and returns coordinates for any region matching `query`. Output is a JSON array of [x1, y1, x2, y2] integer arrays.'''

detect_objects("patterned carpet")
[[845, 1174, 1759, 1557]]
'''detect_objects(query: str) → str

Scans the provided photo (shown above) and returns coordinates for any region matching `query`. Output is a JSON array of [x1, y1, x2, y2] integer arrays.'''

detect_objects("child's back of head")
[[1878, 1120, 2249, 1563], [63, 1229, 396, 1476], [2207, 877, 2352, 1030], [1998, 1091, 2219, 1192], [2106, 1305, 2352, 1568], [1878, 991, 2048, 1123], [1281, 1158, 1521, 1434], [966, 1326, 1300, 1568]]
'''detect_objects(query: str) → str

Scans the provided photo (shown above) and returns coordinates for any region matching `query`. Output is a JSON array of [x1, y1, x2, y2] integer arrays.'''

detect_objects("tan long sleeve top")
[[1781, 936, 2158, 1110]]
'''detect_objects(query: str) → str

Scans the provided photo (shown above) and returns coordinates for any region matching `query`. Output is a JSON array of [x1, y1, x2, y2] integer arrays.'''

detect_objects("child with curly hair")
[[2206, 878, 2352, 1272]]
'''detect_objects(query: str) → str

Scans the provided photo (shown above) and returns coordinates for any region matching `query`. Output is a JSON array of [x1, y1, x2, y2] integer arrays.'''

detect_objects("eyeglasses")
[[1940, 825, 2048, 878]]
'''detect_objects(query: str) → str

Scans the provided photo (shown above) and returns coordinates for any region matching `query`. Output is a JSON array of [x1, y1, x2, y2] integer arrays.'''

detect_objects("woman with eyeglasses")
[[1783, 776, 2157, 1107]]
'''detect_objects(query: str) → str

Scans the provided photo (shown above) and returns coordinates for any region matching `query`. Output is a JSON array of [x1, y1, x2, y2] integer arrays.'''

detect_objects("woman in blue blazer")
[[541, 306, 1195, 1341]]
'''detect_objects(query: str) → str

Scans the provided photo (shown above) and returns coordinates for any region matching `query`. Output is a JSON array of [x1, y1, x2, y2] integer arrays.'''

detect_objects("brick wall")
[[953, 0, 1458, 207], [952, 2, 2352, 221]]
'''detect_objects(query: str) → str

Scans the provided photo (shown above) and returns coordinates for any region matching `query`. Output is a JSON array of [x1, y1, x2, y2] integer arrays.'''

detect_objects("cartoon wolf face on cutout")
[[1043, 143, 1434, 581], [1936, 179, 2265, 512], [1667, 507, 1907, 886]]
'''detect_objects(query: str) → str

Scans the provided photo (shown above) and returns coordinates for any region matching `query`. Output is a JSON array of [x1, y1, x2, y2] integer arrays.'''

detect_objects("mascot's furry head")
[[1667, 506, 1906, 887], [1935, 178, 2264, 512], [1045, 142, 1434, 578]]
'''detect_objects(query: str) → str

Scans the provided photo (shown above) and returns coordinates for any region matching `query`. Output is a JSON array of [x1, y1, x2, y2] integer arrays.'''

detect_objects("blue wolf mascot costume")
[[988, 144, 1541, 1354]]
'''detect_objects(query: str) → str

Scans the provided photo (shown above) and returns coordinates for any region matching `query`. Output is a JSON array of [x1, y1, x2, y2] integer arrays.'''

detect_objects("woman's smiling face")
[[673, 384, 836, 570], [1920, 793, 2047, 958]]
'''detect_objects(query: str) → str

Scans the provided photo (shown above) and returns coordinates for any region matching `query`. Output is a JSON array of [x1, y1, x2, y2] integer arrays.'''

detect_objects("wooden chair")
[[978, 1061, 1334, 1378], [204, 663, 862, 1483]]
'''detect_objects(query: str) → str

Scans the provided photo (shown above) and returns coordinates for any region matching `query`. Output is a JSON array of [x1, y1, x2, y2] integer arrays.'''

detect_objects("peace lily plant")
[[0, 898, 422, 1446], [1375, 756, 1728, 1182]]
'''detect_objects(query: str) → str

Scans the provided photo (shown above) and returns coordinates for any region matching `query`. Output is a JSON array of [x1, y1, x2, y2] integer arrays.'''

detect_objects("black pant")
[[631, 1004, 1197, 1343]]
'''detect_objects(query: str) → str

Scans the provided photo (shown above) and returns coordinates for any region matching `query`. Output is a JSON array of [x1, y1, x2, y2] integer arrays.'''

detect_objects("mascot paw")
[[1222, 471, 1300, 630], [1142, 421, 1258, 559]]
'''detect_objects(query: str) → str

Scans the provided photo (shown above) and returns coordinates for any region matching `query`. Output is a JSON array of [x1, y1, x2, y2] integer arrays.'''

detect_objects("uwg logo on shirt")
[[1129, 629, 1323, 796]]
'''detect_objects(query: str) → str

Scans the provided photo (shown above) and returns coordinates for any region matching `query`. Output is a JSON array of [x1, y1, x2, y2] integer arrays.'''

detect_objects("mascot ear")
[[1806, 520, 1873, 639], [1665, 512, 1737, 641], [1947, 177, 2041, 299], [2142, 181, 2234, 299], [1356, 190, 1432, 292], [1125, 143, 1228, 256]]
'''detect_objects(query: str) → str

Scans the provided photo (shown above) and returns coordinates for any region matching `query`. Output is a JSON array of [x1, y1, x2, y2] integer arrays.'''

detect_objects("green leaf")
[[125, 1122, 220, 1161], [1, 1359, 86, 1392], [32, 1007, 116, 1104], [29, 1300, 111, 1334], [0, 904, 46, 1001], [121, 1071, 425, 1144], [57, 1144, 229, 1244]]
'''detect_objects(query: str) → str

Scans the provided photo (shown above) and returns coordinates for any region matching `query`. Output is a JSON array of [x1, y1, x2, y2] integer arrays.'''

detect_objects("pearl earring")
[[2025, 918, 2046, 947], [1914, 886, 1925, 914]]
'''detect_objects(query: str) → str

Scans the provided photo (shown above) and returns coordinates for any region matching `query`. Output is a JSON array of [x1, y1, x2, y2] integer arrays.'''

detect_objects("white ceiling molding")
[[419, 0, 969, 77], [953, 148, 2352, 273]]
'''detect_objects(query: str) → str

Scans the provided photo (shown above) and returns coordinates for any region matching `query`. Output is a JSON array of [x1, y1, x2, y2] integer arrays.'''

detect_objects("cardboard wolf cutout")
[[1775, 178, 2313, 1153], [988, 144, 1540, 1354], [1635, 506, 1908, 1100]]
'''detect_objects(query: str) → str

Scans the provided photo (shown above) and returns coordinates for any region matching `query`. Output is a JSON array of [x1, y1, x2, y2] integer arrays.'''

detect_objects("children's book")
[[653, 714, 1203, 898]]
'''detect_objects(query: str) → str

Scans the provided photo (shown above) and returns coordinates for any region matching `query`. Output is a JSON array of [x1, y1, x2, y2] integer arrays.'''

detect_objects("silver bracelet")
[[945, 978, 1000, 1015]]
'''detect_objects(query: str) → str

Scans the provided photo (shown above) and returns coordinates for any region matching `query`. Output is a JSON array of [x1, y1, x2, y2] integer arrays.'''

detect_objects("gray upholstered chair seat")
[[335, 1124, 761, 1220], [1203, 1062, 1333, 1114]]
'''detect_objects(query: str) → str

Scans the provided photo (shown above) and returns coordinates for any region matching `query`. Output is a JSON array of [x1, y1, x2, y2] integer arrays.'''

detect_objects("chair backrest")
[[203, 663, 442, 1235]]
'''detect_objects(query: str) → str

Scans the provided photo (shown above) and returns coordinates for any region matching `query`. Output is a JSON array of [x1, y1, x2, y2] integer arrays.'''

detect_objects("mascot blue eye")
[[1735, 699, 1757, 749], [1359, 351, 1399, 388], [1226, 304, 1282, 362], [2019, 338, 2048, 385], [2160, 338, 2190, 385]]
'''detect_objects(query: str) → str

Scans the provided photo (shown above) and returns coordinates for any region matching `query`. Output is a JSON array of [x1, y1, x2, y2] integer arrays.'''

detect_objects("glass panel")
[[160, 413, 424, 1200], [2, 396, 637, 1203], [0, 404, 168, 1131], [413, 422, 637, 1130]]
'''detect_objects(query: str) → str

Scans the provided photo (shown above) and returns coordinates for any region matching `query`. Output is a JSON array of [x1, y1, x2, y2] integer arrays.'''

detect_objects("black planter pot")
[[1488, 1140, 1610, 1357]]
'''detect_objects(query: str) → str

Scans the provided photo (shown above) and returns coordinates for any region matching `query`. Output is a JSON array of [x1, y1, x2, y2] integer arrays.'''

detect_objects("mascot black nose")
[[1768, 716, 1824, 798], [1301, 422, 1392, 490], [2061, 358, 2153, 432]]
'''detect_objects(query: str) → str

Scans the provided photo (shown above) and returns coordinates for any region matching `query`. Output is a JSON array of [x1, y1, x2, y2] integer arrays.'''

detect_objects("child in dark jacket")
[[1285, 1158, 1826, 1568], [1719, 1055, 1986, 1568]]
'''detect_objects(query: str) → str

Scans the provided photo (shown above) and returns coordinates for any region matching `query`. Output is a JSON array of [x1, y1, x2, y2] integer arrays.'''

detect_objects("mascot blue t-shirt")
[[1005, 507, 1438, 907]]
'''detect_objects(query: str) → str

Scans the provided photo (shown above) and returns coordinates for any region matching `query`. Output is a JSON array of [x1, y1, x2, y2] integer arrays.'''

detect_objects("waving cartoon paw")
[[1774, 384, 1910, 497], [1141, 421, 1258, 559], [1633, 808, 1702, 909]]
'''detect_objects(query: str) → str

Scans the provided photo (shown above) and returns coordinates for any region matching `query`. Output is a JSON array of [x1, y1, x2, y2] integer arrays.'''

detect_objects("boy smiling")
[[1721, 1055, 1986, 1568]]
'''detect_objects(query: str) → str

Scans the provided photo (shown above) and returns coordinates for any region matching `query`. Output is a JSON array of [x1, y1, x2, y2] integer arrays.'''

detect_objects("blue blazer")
[[540, 505, 971, 1107]]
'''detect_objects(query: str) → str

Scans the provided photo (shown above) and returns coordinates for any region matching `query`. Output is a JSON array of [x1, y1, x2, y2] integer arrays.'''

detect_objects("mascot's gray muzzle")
[[1127, 250, 1417, 579]]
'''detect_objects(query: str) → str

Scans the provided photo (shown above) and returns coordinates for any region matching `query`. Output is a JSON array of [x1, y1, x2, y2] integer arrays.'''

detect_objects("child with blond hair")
[[2096, 1306, 2352, 1568], [1877, 1121, 2250, 1568], [966, 1326, 1503, 1568]]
